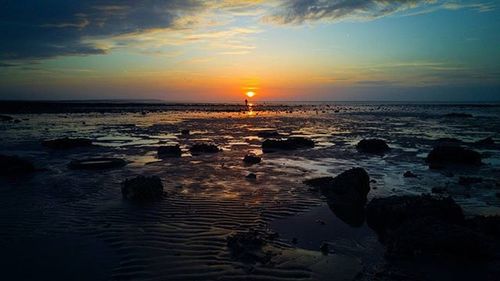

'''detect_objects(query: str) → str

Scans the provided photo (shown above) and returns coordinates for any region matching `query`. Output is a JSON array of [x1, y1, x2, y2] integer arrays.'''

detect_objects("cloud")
[[0, 0, 262, 62], [263, 0, 494, 24]]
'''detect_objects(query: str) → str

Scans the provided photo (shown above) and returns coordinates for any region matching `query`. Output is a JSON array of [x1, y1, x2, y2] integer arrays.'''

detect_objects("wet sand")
[[0, 102, 499, 280]]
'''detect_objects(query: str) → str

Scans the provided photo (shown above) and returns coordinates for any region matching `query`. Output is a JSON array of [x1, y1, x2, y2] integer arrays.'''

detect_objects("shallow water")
[[0, 103, 499, 280]]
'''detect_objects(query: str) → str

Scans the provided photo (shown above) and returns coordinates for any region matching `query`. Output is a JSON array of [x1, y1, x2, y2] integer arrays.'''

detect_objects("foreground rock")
[[121, 175, 163, 201], [474, 136, 495, 146], [157, 145, 182, 158], [227, 230, 270, 264], [243, 154, 261, 165], [42, 137, 93, 149], [0, 154, 35, 176], [262, 137, 314, 152], [320, 168, 370, 205], [366, 195, 499, 259], [426, 143, 481, 168], [68, 157, 127, 170], [356, 139, 390, 154], [189, 143, 220, 154]]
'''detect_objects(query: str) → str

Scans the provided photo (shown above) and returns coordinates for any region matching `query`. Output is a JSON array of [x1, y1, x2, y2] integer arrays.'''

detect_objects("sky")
[[0, 0, 499, 102]]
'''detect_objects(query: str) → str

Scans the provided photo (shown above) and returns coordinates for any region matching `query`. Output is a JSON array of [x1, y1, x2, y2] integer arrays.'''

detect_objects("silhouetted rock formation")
[[320, 168, 370, 204], [356, 139, 390, 154], [121, 175, 163, 201], [262, 137, 314, 152], [366, 195, 499, 259], [68, 157, 126, 170], [190, 143, 220, 154], [0, 154, 35, 176], [158, 145, 182, 158], [243, 154, 261, 165], [42, 137, 93, 149], [426, 143, 481, 168]]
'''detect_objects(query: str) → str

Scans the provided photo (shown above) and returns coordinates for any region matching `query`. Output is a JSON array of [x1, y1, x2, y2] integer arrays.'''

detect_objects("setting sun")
[[246, 91, 255, 98]]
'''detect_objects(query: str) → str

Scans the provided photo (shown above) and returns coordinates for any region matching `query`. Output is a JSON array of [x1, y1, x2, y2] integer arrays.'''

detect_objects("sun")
[[246, 91, 255, 98]]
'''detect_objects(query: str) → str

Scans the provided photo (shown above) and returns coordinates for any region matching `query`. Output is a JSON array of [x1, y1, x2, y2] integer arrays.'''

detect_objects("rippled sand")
[[0, 103, 499, 280]]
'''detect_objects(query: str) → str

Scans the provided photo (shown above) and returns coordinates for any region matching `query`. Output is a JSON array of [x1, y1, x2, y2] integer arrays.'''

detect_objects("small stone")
[[42, 137, 93, 149], [320, 243, 329, 255], [158, 145, 182, 158], [243, 154, 261, 165], [356, 139, 390, 154], [246, 173, 257, 180], [403, 171, 417, 178], [190, 143, 220, 154]]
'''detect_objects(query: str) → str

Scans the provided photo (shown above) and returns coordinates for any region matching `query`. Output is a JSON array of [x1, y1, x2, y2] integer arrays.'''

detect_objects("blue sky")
[[0, 0, 499, 101]]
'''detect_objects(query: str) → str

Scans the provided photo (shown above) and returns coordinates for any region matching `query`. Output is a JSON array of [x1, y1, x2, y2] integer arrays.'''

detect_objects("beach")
[[1, 102, 499, 280]]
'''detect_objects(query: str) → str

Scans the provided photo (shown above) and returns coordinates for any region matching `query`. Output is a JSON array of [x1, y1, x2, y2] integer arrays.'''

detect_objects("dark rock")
[[68, 157, 127, 170], [426, 144, 481, 167], [475, 137, 495, 146], [496, 192, 500, 198], [291, 237, 298, 244], [121, 175, 163, 201], [181, 129, 190, 136], [227, 230, 270, 263], [0, 154, 35, 176], [303, 176, 334, 190], [262, 137, 314, 152], [458, 176, 483, 185], [327, 200, 366, 227], [246, 173, 257, 180], [356, 139, 390, 154], [189, 143, 220, 154], [0, 114, 14, 122], [243, 154, 261, 165], [158, 145, 182, 158], [257, 130, 281, 138], [42, 137, 93, 149], [467, 216, 500, 238], [320, 168, 370, 205], [366, 195, 464, 240], [403, 171, 417, 178], [443, 113, 473, 118], [386, 217, 493, 259], [364, 195, 499, 259]]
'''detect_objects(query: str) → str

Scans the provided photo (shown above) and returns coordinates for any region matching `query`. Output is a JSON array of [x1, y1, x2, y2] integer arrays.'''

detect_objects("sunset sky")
[[1, 0, 499, 101]]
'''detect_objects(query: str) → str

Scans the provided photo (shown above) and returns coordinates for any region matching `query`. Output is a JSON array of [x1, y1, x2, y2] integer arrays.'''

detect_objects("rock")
[[366, 195, 464, 240], [426, 143, 481, 167], [0, 114, 14, 122], [246, 173, 257, 180], [243, 154, 261, 165], [42, 137, 93, 149], [227, 230, 270, 263], [496, 192, 500, 198], [458, 176, 483, 185], [257, 130, 281, 138], [158, 145, 182, 158], [475, 137, 495, 146], [364, 195, 499, 259], [68, 157, 127, 170], [0, 154, 35, 176], [320, 168, 370, 205], [467, 216, 500, 238], [356, 139, 390, 154], [262, 137, 314, 152], [121, 175, 163, 201], [181, 129, 190, 136], [443, 113, 473, 118], [189, 143, 220, 154], [403, 171, 417, 178], [303, 176, 334, 191], [327, 200, 366, 227]]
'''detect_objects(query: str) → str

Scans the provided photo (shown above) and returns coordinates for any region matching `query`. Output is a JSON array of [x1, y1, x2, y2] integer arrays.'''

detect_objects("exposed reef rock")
[[262, 137, 314, 152], [121, 175, 163, 201], [42, 137, 93, 149], [158, 145, 182, 158], [356, 139, 390, 154], [189, 143, 221, 154], [243, 154, 261, 165], [0, 154, 35, 176], [426, 143, 481, 168]]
